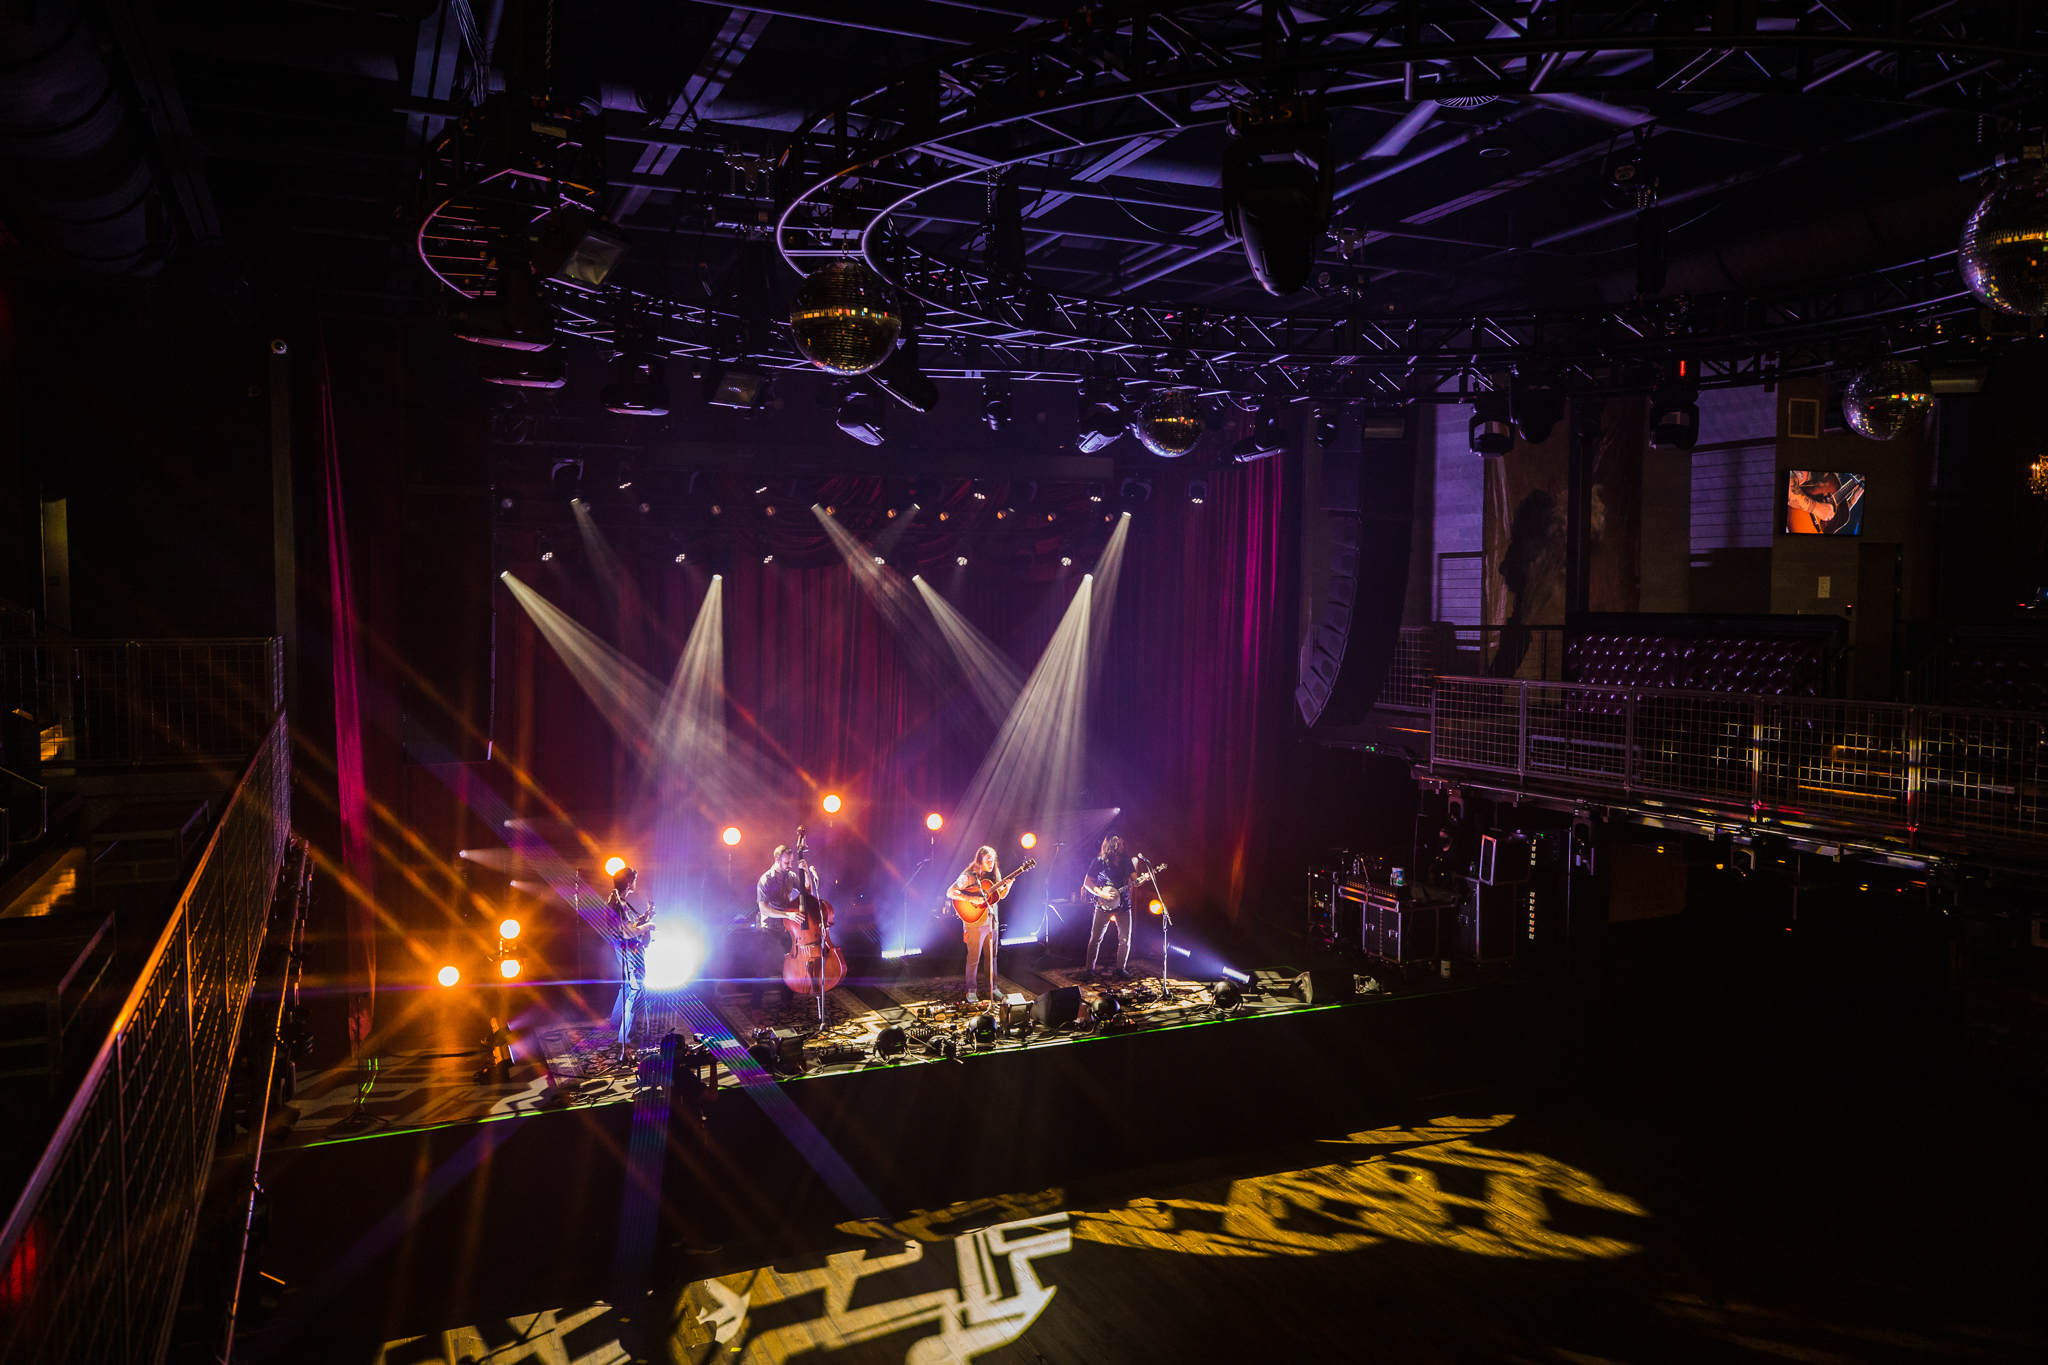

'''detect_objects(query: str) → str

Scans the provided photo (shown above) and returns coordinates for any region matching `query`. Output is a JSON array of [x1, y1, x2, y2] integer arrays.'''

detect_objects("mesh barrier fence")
[[0, 641, 281, 766], [0, 714, 290, 1365], [1429, 678, 2045, 854]]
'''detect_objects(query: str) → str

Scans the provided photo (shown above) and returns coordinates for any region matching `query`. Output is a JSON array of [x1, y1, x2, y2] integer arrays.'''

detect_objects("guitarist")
[[1082, 833, 1139, 982], [952, 846, 1003, 1005]]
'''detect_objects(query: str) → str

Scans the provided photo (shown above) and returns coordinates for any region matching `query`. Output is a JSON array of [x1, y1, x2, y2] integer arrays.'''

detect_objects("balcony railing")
[[0, 712, 290, 1365], [1377, 625, 1565, 712], [0, 640, 282, 767], [1427, 677, 2045, 856]]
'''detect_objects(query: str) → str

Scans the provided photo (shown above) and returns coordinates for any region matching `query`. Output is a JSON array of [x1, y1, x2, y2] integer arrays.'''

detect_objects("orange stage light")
[[822, 793, 843, 815], [1020, 832, 1037, 849], [499, 918, 521, 940], [722, 826, 743, 846], [604, 856, 627, 877], [499, 958, 521, 979], [925, 813, 944, 832], [437, 965, 460, 987]]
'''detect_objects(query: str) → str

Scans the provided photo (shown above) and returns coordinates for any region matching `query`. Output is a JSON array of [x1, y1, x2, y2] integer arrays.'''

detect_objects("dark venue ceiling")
[[6, 2, 2044, 465], [24, 3, 2039, 378]]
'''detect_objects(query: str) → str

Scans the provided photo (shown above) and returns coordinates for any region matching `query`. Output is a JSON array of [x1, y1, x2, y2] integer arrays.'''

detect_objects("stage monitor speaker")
[[1297, 418, 1418, 728], [1293, 969, 1355, 1005], [1031, 986, 1082, 1027]]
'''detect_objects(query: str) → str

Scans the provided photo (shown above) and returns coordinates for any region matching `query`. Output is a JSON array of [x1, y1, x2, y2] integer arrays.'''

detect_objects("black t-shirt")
[[756, 867, 802, 927], [1087, 855, 1134, 897]]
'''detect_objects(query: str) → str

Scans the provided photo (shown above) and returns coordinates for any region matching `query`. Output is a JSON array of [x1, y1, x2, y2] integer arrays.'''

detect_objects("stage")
[[275, 952, 1477, 1146], [245, 916, 2048, 1365]]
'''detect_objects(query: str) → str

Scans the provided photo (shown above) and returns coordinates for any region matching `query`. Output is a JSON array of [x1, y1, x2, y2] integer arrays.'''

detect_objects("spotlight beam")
[[912, 575, 1023, 727], [1086, 509, 1133, 681], [938, 576, 1094, 887]]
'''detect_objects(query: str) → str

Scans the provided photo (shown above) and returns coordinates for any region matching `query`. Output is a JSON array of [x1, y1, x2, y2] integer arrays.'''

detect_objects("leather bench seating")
[[1569, 632, 1830, 696]]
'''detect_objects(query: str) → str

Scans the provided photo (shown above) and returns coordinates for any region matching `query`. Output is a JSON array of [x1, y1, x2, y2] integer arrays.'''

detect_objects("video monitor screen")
[[1785, 470, 1866, 535]]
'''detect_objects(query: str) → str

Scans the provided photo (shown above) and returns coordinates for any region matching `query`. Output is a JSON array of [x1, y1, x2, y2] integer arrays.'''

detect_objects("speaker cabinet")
[[1031, 985, 1083, 1027], [1296, 420, 1418, 727]]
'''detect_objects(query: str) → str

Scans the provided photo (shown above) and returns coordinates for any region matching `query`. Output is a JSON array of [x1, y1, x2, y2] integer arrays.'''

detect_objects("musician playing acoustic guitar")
[[952, 846, 1004, 1005]]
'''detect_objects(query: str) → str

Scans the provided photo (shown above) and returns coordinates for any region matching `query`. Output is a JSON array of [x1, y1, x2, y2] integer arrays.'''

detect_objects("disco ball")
[[1960, 165, 2048, 316], [1133, 387, 1204, 458], [790, 260, 900, 375], [1843, 360, 1933, 441]]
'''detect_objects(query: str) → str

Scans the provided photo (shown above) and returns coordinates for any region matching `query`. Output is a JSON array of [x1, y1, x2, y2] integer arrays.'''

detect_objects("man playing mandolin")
[[1082, 833, 1139, 982]]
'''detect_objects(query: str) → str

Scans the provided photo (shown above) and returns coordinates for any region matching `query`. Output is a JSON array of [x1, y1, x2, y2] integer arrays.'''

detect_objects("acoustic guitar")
[[952, 858, 1037, 925]]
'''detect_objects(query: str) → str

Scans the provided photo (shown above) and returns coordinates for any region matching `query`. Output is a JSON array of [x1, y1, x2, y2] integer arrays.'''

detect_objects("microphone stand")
[[1136, 855, 1176, 1001], [899, 855, 930, 972]]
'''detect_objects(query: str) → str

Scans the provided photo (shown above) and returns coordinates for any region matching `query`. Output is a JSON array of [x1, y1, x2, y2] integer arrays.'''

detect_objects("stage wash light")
[[604, 856, 627, 877], [926, 813, 944, 831], [822, 793, 843, 814], [499, 958, 520, 979], [722, 826, 742, 846], [644, 924, 706, 990], [498, 918, 521, 940], [438, 965, 460, 987]]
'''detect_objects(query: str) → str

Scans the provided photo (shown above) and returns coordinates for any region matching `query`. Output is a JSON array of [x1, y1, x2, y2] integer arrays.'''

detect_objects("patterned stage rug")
[[702, 984, 879, 1042], [1031, 954, 1168, 991], [871, 972, 1035, 1013], [284, 1050, 575, 1141]]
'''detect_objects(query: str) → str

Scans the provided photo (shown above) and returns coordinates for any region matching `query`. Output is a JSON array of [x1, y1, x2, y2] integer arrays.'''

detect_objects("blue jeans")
[[615, 976, 646, 1056]]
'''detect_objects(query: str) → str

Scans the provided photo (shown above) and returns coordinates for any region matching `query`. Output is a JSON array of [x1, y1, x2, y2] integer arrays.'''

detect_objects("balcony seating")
[[1566, 614, 1845, 696]]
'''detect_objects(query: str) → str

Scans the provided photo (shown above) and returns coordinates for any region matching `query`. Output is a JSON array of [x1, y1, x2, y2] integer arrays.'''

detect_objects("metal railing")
[[1376, 625, 1566, 713], [0, 713, 290, 1365], [0, 640, 282, 766], [1429, 677, 2046, 856]]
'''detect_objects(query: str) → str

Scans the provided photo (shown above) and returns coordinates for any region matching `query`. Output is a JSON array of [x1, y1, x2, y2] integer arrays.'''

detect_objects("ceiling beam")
[[615, 8, 774, 219]]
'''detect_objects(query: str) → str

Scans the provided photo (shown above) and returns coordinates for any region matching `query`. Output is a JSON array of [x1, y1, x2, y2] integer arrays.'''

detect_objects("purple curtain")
[[496, 460, 1289, 926], [319, 334, 377, 1046]]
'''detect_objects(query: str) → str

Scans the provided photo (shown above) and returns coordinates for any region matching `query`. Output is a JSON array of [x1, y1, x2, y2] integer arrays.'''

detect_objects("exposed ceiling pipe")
[[0, 1, 167, 275]]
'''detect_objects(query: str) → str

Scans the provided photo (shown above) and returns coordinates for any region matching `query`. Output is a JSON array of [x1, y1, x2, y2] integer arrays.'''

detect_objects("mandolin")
[[952, 858, 1037, 925], [1083, 864, 1167, 905]]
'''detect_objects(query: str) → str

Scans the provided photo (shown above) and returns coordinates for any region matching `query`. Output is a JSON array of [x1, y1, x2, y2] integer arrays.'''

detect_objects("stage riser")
[[703, 978, 1568, 1225]]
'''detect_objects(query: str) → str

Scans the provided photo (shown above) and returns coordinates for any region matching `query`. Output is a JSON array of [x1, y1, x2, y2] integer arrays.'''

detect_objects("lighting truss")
[[414, 4, 2045, 395], [762, 3, 2041, 388]]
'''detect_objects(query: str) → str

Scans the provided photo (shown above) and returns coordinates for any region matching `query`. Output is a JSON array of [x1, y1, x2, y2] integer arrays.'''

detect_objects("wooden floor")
[[251, 917, 2048, 1365]]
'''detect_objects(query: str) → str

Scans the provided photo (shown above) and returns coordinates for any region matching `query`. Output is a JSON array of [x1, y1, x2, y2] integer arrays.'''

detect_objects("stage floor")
[[277, 954, 1439, 1146]]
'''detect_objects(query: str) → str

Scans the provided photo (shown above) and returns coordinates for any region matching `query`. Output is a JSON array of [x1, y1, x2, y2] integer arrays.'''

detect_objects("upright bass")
[[780, 826, 846, 1021]]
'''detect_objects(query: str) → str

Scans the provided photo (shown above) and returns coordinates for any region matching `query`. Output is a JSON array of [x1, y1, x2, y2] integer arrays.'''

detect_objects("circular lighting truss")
[[773, 8, 2044, 395]]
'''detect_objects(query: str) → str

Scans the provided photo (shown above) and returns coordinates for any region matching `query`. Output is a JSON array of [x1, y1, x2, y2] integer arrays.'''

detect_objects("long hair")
[[1100, 833, 1124, 859], [962, 845, 999, 880]]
